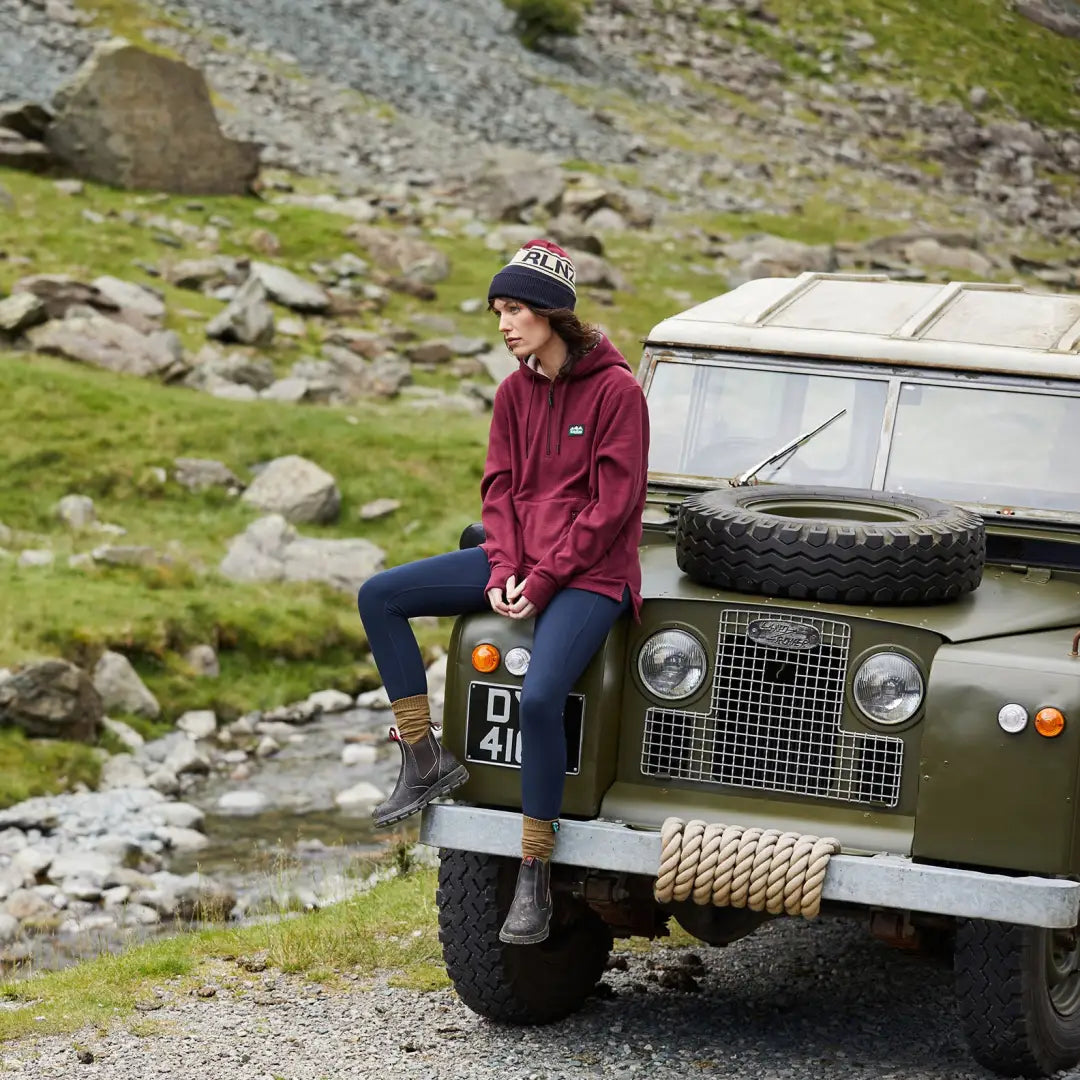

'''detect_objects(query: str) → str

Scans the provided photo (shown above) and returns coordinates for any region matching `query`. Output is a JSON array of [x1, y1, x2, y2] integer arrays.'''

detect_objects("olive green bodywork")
[[442, 528, 1080, 878]]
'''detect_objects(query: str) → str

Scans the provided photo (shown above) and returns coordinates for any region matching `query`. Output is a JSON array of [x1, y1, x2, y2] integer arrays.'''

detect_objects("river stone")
[[156, 826, 208, 852], [163, 738, 210, 777], [102, 716, 144, 751], [306, 689, 354, 715], [47, 852, 114, 888], [342, 743, 377, 766], [241, 455, 341, 524], [251, 262, 331, 313], [216, 790, 268, 816], [45, 40, 260, 194], [0, 292, 47, 336], [0, 828, 26, 856], [255, 736, 280, 759], [0, 913, 18, 944], [3, 888, 55, 922], [154, 802, 205, 831], [0, 866, 27, 902], [355, 687, 391, 710], [334, 781, 385, 811], [61, 877, 103, 902], [28, 315, 182, 377], [93, 650, 161, 718], [118, 902, 161, 926], [176, 709, 217, 740], [101, 885, 131, 908], [145, 773, 179, 799], [0, 659, 102, 742], [99, 753, 149, 791], [205, 275, 274, 346], [12, 847, 52, 879]]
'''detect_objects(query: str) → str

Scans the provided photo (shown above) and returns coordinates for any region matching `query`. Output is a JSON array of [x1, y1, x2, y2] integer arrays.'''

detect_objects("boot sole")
[[499, 922, 551, 946], [372, 764, 469, 829]]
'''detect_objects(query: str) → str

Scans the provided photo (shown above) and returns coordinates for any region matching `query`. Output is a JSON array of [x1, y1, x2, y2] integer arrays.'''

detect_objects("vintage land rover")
[[420, 272, 1080, 1078]]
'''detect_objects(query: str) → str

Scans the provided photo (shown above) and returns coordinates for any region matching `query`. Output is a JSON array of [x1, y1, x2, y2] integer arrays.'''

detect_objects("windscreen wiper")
[[733, 408, 847, 486]]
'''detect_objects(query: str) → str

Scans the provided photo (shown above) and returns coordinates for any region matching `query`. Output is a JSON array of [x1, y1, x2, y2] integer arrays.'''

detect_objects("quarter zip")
[[546, 381, 554, 457]]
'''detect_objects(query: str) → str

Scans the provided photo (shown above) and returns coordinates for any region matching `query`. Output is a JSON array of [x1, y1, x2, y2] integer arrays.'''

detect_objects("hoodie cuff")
[[523, 572, 557, 614], [485, 564, 515, 595]]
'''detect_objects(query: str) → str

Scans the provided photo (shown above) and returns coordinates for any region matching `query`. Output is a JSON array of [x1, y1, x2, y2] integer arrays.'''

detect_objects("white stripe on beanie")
[[508, 241, 577, 296]]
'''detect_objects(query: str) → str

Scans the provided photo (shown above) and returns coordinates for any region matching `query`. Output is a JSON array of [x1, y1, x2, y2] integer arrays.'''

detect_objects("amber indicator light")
[[471, 644, 500, 673], [1035, 707, 1066, 738]]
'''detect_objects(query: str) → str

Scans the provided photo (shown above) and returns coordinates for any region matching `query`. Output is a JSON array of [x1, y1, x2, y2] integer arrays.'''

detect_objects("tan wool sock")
[[391, 693, 431, 745], [522, 815, 558, 862]]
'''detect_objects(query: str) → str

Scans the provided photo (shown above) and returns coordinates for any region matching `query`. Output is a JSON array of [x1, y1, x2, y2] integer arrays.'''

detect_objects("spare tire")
[[676, 486, 985, 604]]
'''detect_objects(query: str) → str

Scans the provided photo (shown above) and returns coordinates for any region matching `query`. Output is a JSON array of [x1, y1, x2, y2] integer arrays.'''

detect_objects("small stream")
[[7, 706, 421, 976], [173, 706, 413, 910]]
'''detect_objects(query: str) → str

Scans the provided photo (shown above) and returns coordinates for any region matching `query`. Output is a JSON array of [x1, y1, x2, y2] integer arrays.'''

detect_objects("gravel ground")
[[4, 916, 1010, 1079]]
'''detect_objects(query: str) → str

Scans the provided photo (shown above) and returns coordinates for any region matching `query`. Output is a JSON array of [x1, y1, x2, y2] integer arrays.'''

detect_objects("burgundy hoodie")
[[479, 334, 650, 618]]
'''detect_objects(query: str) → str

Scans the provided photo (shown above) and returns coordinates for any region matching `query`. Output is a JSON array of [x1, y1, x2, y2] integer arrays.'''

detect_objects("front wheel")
[[437, 848, 612, 1024], [955, 919, 1080, 1077]]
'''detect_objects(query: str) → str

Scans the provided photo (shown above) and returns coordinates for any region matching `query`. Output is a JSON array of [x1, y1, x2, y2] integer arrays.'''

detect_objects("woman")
[[356, 239, 650, 944]]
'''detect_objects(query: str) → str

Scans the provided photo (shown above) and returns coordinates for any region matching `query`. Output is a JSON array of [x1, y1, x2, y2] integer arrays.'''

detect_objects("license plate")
[[464, 682, 584, 774]]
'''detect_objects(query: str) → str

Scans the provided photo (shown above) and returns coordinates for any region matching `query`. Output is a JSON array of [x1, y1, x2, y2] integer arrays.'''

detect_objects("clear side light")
[[997, 704, 1028, 734], [637, 630, 707, 701], [504, 647, 531, 677]]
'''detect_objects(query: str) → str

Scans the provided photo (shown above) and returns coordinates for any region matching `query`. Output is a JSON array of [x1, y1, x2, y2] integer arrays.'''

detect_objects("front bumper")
[[420, 803, 1080, 930]]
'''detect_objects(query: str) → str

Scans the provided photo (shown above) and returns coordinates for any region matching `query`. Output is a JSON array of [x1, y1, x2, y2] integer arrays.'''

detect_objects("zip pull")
[[548, 384, 554, 407]]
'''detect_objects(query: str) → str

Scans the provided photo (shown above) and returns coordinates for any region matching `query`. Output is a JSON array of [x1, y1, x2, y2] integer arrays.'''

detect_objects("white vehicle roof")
[[646, 273, 1080, 381]]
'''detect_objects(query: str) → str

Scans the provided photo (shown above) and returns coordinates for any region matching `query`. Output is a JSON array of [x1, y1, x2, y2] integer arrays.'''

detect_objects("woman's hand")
[[487, 586, 511, 616], [506, 576, 537, 620]]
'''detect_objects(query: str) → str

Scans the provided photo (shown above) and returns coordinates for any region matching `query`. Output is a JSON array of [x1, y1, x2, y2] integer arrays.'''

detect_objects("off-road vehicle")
[[421, 272, 1080, 1078]]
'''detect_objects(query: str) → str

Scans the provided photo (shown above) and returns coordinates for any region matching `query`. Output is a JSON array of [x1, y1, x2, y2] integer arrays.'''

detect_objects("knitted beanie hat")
[[487, 239, 577, 311]]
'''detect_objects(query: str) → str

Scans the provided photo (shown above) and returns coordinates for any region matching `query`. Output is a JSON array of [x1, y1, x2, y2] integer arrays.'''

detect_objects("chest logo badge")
[[568, 424, 585, 437]]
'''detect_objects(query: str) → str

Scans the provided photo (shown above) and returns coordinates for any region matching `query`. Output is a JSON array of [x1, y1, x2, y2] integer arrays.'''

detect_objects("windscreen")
[[885, 382, 1080, 512], [647, 360, 889, 488]]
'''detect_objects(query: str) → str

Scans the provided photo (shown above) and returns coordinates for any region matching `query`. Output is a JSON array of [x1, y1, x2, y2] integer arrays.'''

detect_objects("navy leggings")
[[356, 546, 629, 820]]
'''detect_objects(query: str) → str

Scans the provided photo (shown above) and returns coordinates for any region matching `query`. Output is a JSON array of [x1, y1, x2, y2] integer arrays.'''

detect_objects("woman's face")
[[492, 297, 554, 359]]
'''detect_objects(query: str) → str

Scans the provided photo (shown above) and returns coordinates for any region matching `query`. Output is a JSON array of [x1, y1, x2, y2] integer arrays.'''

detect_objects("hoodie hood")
[[520, 334, 633, 381]]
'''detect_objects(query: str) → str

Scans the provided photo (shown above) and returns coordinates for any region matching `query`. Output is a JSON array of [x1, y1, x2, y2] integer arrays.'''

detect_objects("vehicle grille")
[[640, 608, 904, 808]]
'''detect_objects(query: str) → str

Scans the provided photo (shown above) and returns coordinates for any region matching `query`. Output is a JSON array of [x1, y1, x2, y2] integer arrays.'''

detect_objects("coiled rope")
[[654, 817, 841, 919]]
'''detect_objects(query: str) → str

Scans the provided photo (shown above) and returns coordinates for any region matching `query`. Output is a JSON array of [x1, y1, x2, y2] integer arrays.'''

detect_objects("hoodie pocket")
[[518, 498, 584, 566]]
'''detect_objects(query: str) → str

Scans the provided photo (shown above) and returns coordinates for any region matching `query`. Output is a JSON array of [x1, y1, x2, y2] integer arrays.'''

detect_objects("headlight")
[[638, 630, 707, 701], [853, 653, 924, 724]]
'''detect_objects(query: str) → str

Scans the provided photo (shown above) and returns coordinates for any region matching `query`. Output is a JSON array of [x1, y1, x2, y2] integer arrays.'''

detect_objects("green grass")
[[0, 868, 444, 1042], [703, 0, 1080, 131], [0, 730, 102, 806]]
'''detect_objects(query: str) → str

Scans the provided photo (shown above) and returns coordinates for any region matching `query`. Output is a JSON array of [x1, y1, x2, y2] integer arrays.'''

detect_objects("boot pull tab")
[[388, 726, 401, 743]]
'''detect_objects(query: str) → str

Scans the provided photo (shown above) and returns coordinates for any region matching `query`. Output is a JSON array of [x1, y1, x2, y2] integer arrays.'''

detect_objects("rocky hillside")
[[2, 0, 1079, 242]]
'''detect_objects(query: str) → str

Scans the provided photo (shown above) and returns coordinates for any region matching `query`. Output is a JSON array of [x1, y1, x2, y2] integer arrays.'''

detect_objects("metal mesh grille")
[[641, 609, 904, 807]]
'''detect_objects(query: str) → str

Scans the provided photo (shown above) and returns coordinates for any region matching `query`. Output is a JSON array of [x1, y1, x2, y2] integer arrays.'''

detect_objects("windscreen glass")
[[647, 360, 888, 487], [885, 382, 1080, 511]]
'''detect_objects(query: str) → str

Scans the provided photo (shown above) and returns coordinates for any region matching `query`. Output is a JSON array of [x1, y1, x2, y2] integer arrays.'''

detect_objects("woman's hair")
[[489, 300, 601, 377]]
